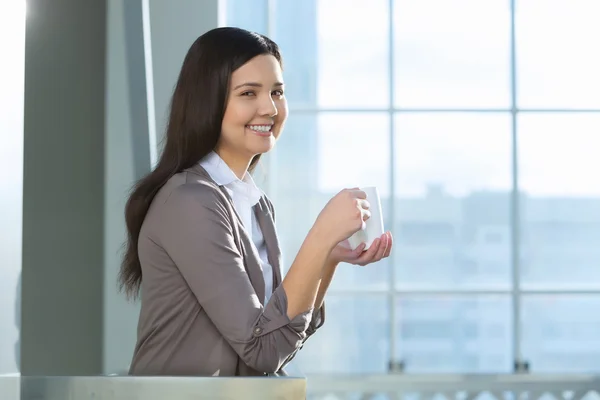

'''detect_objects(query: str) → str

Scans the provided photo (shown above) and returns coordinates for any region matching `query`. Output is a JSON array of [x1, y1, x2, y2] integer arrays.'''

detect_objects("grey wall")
[[102, 0, 141, 374], [20, 0, 107, 375], [148, 0, 220, 145]]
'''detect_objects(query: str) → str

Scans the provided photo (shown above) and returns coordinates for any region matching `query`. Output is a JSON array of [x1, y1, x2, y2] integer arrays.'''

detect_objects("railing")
[[305, 374, 600, 400], [0, 374, 306, 400], [2, 374, 599, 400]]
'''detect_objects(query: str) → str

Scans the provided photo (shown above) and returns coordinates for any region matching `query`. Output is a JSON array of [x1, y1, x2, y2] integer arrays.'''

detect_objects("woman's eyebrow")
[[233, 82, 284, 90]]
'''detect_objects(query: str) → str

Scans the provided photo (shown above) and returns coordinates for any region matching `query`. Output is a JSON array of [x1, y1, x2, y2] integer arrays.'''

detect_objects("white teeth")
[[247, 125, 272, 132]]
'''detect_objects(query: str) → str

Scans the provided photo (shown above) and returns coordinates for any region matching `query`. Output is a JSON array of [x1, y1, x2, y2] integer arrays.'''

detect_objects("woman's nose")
[[259, 96, 278, 117]]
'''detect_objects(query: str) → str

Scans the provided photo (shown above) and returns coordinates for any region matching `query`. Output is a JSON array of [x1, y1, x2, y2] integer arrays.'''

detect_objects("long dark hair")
[[119, 27, 282, 299]]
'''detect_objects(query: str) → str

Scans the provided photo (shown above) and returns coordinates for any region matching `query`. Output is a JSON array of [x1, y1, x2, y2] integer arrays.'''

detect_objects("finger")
[[338, 239, 351, 250], [373, 234, 388, 261], [350, 242, 366, 257], [336, 242, 365, 262], [361, 209, 371, 222], [358, 199, 371, 210], [383, 232, 393, 258], [356, 238, 381, 265], [352, 189, 367, 199]]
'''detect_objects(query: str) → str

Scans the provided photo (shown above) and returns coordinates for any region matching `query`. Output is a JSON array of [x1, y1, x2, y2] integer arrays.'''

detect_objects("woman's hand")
[[328, 231, 393, 266], [313, 188, 371, 248]]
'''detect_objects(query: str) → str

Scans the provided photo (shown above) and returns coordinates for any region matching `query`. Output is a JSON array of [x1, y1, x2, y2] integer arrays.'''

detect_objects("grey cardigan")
[[128, 164, 325, 376]]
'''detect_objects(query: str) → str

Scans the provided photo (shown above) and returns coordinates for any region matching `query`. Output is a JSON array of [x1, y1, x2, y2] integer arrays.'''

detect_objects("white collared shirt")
[[199, 151, 274, 303]]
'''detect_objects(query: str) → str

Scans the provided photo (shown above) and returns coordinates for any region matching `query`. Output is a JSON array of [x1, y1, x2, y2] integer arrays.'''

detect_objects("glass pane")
[[518, 113, 600, 288], [0, 0, 25, 375], [293, 295, 389, 374], [271, 1, 318, 109], [516, 0, 600, 108], [393, 0, 511, 109], [274, 0, 389, 109], [394, 113, 512, 289], [224, 0, 268, 35], [396, 295, 512, 373], [522, 295, 600, 372], [272, 112, 391, 291]]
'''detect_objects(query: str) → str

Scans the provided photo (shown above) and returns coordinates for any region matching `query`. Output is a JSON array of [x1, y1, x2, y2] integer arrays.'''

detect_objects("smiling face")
[[217, 54, 288, 165]]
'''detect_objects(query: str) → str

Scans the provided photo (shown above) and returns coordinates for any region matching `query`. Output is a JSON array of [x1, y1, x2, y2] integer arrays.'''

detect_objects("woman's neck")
[[214, 147, 252, 180]]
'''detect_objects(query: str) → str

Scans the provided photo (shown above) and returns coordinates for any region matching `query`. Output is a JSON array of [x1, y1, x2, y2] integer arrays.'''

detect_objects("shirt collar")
[[199, 151, 263, 206]]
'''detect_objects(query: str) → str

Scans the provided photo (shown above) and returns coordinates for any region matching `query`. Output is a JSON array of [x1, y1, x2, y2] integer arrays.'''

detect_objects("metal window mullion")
[[141, 0, 158, 168], [290, 108, 514, 113], [517, 108, 600, 113], [327, 288, 600, 296], [328, 289, 513, 296], [266, 0, 275, 37], [387, 0, 398, 371], [288, 107, 600, 113], [509, 0, 523, 369], [264, 0, 277, 197]]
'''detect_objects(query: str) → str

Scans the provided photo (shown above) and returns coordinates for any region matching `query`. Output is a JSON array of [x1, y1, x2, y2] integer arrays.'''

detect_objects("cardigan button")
[[253, 326, 263, 336]]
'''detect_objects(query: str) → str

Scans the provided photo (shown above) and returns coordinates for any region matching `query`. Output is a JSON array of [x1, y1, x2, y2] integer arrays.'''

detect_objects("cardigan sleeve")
[[263, 193, 326, 340]]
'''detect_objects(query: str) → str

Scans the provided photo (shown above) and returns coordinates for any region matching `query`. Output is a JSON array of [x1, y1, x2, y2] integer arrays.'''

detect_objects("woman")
[[119, 27, 393, 377]]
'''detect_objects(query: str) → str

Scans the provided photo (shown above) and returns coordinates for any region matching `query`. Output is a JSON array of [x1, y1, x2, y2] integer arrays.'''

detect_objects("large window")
[[226, 0, 600, 374]]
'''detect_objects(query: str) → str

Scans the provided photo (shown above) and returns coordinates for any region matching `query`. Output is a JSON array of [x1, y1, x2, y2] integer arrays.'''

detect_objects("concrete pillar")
[[20, 0, 107, 375], [4, 0, 222, 376]]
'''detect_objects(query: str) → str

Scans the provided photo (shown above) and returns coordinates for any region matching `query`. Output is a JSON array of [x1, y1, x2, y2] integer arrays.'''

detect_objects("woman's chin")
[[248, 138, 275, 155]]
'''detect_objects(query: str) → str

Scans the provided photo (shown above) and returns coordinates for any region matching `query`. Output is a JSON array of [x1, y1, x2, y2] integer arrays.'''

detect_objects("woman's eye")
[[272, 89, 284, 96], [241, 91, 255, 97]]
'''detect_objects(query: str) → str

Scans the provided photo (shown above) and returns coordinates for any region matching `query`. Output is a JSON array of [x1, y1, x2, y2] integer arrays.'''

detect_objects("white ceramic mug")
[[347, 186, 384, 251]]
